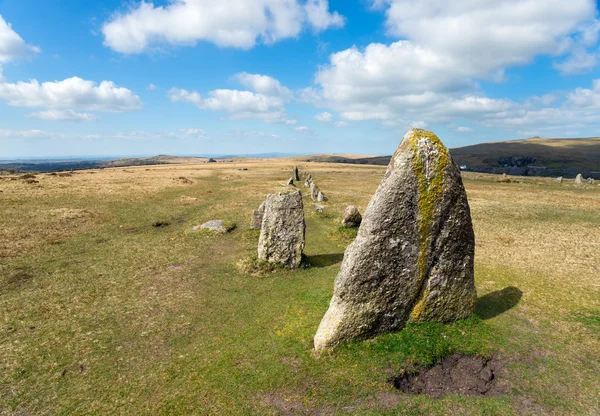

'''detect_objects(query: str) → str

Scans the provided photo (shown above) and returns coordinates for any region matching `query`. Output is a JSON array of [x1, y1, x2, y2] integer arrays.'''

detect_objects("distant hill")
[[304, 137, 600, 179]]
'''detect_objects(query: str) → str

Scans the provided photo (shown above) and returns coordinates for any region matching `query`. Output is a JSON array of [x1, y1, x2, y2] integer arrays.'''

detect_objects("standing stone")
[[317, 190, 327, 202], [342, 205, 362, 227], [314, 129, 476, 350], [294, 166, 300, 181], [305, 178, 313, 188], [257, 190, 305, 268], [250, 201, 266, 230], [575, 174, 583, 184], [310, 183, 320, 201], [588, 177, 595, 184], [287, 177, 294, 186], [556, 177, 563, 184]]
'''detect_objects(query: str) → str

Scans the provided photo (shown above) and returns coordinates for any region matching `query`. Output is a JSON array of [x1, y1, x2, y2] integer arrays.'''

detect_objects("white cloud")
[[0, 15, 39, 63], [410, 120, 427, 129], [234, 72, 292, 99], [295, 126, 310, 133], [168, 87, 287, 122], [304, 1, 600, 128], [102, 0, 344, 54], [314, 111, 333, 122], [0, 76, 142, 112], [456, 126, 473, 133], [0, 129, 58, 139], [333, 121, 348, 127], [179, 128, 207, 138], [147, 83, 160, 91], [27, 109, 98, 121], [285, 119, 298, 126], [554, 49, 599, 74]]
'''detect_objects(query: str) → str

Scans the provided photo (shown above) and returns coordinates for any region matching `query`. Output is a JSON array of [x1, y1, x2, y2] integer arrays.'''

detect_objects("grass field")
[[1, 161, 599, 415]]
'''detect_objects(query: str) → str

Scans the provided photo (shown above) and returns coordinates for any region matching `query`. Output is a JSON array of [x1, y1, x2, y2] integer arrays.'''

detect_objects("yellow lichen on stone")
[[407, 129, 450, 321]]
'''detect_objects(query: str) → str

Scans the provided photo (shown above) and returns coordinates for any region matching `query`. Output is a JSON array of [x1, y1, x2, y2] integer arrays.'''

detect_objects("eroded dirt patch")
[[390, 354, 506, 398]]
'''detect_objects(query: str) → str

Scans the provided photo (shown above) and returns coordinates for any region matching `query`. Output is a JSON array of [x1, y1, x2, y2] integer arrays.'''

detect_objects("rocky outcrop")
[[257, 191, 305, 268], [314, 129, 476, 350]]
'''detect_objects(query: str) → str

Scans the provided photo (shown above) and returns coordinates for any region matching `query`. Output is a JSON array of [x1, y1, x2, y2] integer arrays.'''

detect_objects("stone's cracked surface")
[[314, 129, 476, 350], [257, 190, 305, 268]]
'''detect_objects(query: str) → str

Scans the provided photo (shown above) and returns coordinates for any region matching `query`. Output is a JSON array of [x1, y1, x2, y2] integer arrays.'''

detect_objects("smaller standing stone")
[[341, 205, 362, 227], [556, 177, 563, 184], [317, 190, 327, 202], [310, 183, 319, 201], [294, 166, 300, 181], [250, 201, 266, 230], [315, 204, 324, 213], [287, 177, 294, 186], [575, 174, 583, 184], [587, 177, 595, 184], [257, 190, 305, 268]]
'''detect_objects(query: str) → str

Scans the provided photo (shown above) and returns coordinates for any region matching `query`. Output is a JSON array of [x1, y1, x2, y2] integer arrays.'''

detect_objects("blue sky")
[[1, 0, 600, 158]]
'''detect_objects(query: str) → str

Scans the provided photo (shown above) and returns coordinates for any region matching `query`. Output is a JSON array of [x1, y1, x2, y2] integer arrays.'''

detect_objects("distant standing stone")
[[315, 204, 324, 213], [317, 190, 327, 202], [287, 177, 294, 186], [556, 177, 563, 184], [305, 178, 312, 188], [250, 201, 266, 230], [314, 129, 476, 350], [588, 177, 595, 184], [208, 158, 217, 163], [341, 205, 362, 227], [575, 174, 583, 184], [294, 166, 300, 181], [310, 183, 320, 201], [192, 220, 229, 233], [257, 190, 305, 268]]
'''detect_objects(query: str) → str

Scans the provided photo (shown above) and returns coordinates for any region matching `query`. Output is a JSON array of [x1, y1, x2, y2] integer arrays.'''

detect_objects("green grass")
[[1, 163, 599, 415]]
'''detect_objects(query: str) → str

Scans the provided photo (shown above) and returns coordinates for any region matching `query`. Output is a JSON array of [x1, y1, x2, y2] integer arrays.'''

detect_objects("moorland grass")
[[1, 162, 599, 415]]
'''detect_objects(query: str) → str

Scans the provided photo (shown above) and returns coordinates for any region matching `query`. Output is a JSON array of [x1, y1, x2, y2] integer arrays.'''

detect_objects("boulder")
[[314, 129, 476, 350], [192, 220, 230, 233], [257, 190, 305, 268], [588, 177, 595, 184], [294, 166, 300, 181], [341, 205, 362, 227], [250, 201, 266, 230], [575, 174, 583, 184]]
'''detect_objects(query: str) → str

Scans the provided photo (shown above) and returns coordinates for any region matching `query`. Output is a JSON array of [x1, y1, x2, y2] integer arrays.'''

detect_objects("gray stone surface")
[[556, 177, 563, 183], [341, 205, 362, 228], [310, 183, 320, 201], [575, 173, 583, 184], [250, 201, 266, 230], [192, 220, 229, 233], [314, 129, 476, 350], [257, 190, 305, 268], [317, 190, 327, 202]]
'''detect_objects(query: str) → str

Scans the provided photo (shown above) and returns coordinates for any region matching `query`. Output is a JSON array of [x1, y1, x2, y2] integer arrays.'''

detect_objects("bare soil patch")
[[390, 354, 506, 398]]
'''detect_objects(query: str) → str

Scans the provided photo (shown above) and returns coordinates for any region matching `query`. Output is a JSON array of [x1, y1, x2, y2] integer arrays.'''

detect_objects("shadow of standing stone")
[[475, 286, 523, 320]]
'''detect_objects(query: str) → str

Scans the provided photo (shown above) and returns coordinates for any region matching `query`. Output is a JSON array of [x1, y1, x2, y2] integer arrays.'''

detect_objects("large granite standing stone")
[[342, 205, 362, 227], [314, 129, 476, 350], [250, 201, 266, 230], [257, 190, 305, 268]]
